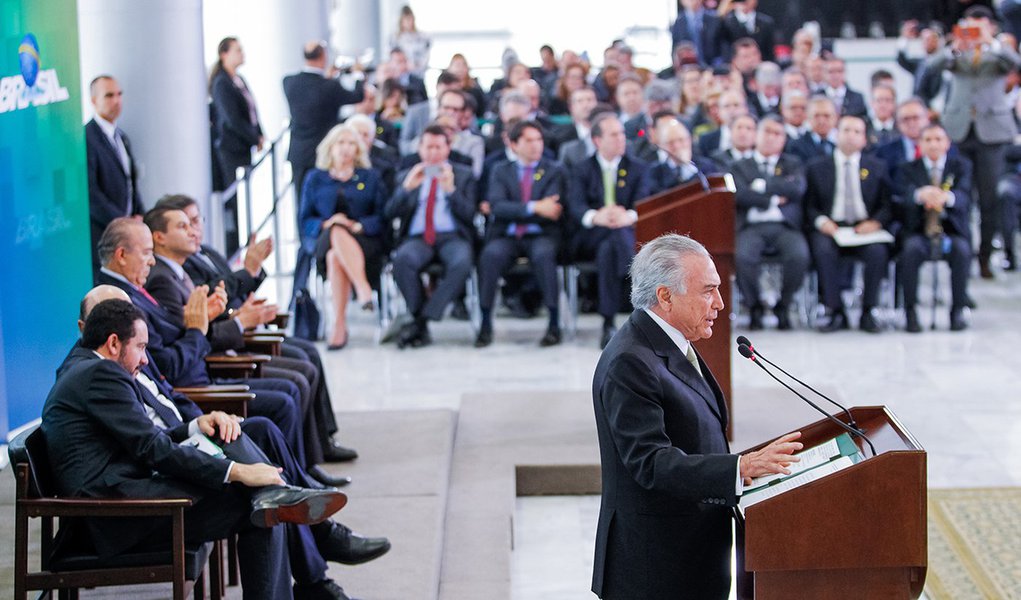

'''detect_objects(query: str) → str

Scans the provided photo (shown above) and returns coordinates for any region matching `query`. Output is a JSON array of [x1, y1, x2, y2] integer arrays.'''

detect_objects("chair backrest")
[[7, 424, 54, 499]]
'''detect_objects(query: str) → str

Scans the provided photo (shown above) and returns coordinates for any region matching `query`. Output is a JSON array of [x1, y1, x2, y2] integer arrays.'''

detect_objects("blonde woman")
[[298, 124, 386, 349]]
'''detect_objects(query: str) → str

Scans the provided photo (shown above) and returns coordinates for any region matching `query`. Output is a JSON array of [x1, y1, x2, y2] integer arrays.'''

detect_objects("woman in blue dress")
[[299, 123, 387, 349]]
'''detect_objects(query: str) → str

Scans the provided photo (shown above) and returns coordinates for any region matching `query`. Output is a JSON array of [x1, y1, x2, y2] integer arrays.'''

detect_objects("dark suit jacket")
[[42, 349, 230, 557], [85, 119, 143, 244], [283, 70, 364, 169], [731, 153, 807, 230], [402, 73, 429, 106], [210, 70, 262, 164], [836, 88, 868, 119], [719, 11, 777, 62], [145, 258, 243, 353], [786, 132, 834, 165], [697, 128, 723, 158], [97, 271, 212, 387], [591, 309, 736, 599], [894, 155, 973, 239], [567, 155, 650, 226], [637, 157, 718, 199], [486, 157, 567, 240], [385, 162, 478, 244], [670, 9, 725, 65], [184, 245, 266, 312], [804, 153, 895, 229]]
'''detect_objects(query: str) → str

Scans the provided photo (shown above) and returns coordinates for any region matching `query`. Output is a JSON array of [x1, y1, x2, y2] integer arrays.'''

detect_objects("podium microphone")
[[738, 343, 877, 457], [644, 138, 711, 192], [737, 335, 860, 431]]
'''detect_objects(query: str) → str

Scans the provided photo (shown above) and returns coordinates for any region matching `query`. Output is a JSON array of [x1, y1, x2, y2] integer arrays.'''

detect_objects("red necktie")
[[423, 177, 438, 246], [913, 144, 921, 160], [516, 165, 534, 239], [138, 286, 159, 306]]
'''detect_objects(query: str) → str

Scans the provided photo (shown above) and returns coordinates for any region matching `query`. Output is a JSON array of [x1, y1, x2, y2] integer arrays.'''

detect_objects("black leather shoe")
[[250, 486, 347, 528], [979, 255, 994, 279], [859, 309, 881, 333], [474, 326, 493, 348], [904, 308, 922, 333], [748, 305, 764, 330], [323, 442, 358, 463], [314, 521, 392, 565], [539, 326, 561, 347], [818, 311, 848, 333], [965, 294, 978, 310], [950, 309, 968, 331], [293, 578, 354, 600], [307, 465, 352, 488], [600, 324, 617, 350], [773, 304, 792, 331]]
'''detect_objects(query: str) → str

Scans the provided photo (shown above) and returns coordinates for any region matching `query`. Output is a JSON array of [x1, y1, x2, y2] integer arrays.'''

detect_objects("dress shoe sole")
[[251, 490, 348, 528], [330, 540, 392, 565], [539, 334, 561, 347]]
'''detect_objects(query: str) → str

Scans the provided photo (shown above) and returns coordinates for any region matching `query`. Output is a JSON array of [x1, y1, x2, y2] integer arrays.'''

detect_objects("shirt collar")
[[834, 149, 861, 164], [155, 253, 186, 281], [596, 153, 622, 172], [922, 154, 947, 172], [99, 266, 135, 288], [643, 308, 692, 355], [94, 114, 118, 139], [872, 118, 894, 131], [753, 150, 777, 166]]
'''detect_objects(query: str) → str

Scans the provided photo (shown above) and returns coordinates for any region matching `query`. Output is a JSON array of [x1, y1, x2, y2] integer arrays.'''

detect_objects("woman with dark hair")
[[209, 36, 263, 255], [378, 77, 407, 125], [548, 63, 588, 115], [298, 124, 386, 349]]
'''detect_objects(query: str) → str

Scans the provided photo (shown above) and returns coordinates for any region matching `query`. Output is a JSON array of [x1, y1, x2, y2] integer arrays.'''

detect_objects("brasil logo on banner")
[[1, 32, 71, 113]]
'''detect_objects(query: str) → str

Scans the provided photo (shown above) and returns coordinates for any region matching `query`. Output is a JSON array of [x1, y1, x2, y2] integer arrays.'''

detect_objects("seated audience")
[[638, 118, 718, 198], [787, 95, 838, 163]]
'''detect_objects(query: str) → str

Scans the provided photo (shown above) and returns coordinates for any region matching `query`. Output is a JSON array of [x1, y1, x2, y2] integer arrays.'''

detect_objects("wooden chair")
[[9, 425, 219, 600]]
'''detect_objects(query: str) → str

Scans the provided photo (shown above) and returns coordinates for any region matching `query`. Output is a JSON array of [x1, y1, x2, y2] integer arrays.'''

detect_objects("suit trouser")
[[265, 356, 324, 467], [898, 234, 971, 311], [809, 231, 889, 311], [575, 226, 635, 319], [478, 235, 559, 312], [996, 173, 1021, 258], [237, 378, 306, 469], [958, 129, 1006, 257], [393, 233, 473, 321], [228, 418, 329, 587], [291, 161, 315, 298], [735, 223, 810, 308], [282, 338, 340, 440]]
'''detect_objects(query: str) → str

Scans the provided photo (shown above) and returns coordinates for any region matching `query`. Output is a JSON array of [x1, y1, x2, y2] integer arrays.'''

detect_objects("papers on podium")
[[832, 227, 894, 248], [739, 433, 864, 512]]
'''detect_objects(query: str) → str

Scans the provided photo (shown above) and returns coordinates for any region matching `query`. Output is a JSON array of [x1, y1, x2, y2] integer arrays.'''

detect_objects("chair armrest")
[[187, 392, 255, 418], [205, 353, 271, 379], [270, 313, 290, 330], [242, 334, 284, 356], [173, 384, 250, 394], [21, 497, 193, 519]]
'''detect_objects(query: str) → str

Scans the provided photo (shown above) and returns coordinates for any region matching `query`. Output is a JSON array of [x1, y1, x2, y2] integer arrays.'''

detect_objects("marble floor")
[[306, 258, 1021, 599]]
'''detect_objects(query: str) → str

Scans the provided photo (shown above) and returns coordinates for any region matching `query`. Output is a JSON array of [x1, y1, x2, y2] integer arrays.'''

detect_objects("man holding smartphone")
[[928, 5, 1021, 278], [385, 124, 478, 348]]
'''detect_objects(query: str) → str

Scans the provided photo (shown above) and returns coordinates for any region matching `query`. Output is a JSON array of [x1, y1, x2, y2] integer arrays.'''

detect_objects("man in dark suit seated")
[[866, 84, 899, 151], [873, 97, 932, 182], [386, 124, 478, 348], [823, 57, 868, 119], [567, 113, 650, 348], [475, 121, 567, 348], [591, 233, 802, 600], [786, 95, 838, 164], [709, 113, 757, 169], [748, 61, 782, 118], [74, 288, 390, 599], [780, 90, 810, 144], [43, 299, 348, 598], [623, 80, 677, 142], [155, 194, 358, 467], [638, 118, 717, 198], [696, 89, 749, 158], [895, 124, 974, 332], [804, 115, 895, 333], [85, 75, 143, 282], [719, 0, 777, 62], [627, 110, 683, 164], [95, 218, 311, 470], [671, 0, 724, 66], [141, 205, 349, 486], [730, 116, 810, 330]]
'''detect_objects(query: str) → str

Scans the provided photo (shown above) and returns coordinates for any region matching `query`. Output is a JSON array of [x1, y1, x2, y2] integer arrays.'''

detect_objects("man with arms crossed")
[[591, 234, 802, 599]]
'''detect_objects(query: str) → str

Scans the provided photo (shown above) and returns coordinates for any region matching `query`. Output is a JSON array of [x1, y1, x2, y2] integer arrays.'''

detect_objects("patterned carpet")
[[925, 488, 1021, 600]]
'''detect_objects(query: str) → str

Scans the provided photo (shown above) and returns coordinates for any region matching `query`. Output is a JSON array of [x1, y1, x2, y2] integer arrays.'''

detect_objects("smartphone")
[[953, 24, 981, 43], [423, 165, 441, 179]]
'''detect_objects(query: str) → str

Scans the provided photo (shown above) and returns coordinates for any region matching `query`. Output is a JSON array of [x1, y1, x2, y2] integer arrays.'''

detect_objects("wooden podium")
[[635, 174, 736, 436], [737, 406, 927, 599]]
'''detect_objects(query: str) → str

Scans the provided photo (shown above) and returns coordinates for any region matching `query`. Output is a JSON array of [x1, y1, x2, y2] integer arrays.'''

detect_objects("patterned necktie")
[[423, 177, 439, 246], [516, 165, 534, 239], [603, 168, 617, 207]]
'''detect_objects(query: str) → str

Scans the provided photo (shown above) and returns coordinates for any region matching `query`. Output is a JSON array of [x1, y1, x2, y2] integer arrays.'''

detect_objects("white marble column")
[[78, 0, 211, 213]]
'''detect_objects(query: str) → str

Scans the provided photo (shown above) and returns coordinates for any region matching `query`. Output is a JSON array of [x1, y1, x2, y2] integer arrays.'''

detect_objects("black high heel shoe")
[[327, 330, 349, 351]]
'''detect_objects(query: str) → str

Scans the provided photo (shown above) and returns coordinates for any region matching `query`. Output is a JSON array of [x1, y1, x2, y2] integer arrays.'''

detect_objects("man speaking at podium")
[[591, 234, 802, 599]]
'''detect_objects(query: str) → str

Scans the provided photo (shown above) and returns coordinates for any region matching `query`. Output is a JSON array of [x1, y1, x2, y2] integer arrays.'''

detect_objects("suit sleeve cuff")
[[233, 317, 245, 334], [223, 461, 235, 484], [627, 209, 638, 225], [525, 201, 536, 215], [944, 191, 956, 208]]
